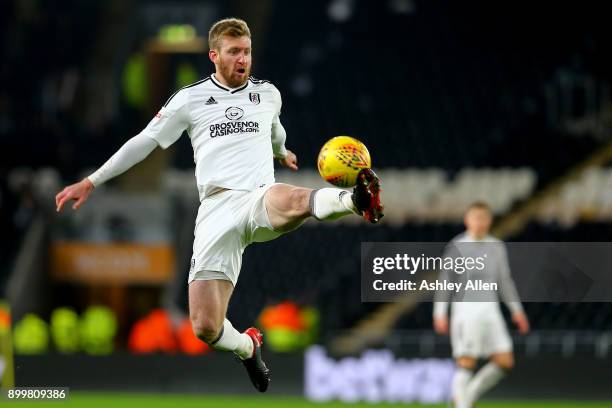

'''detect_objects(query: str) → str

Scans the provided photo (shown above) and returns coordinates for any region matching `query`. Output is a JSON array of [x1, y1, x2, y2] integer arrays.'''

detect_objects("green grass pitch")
[[2, 393, 612, 407]]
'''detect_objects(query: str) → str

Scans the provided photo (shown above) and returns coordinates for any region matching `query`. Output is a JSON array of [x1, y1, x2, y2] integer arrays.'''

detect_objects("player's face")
[[210, 35, 252, 88], [464, 207, 492, 239]]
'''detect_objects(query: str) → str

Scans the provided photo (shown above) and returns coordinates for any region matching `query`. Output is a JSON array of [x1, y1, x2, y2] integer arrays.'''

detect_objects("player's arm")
[[498, 243, 530, 334], [271, 87, 297, 171], [433, 299, 450, 335], [433, 243, 455, 335], [55, 88, 191, 212], [55, 134, 158, 211]]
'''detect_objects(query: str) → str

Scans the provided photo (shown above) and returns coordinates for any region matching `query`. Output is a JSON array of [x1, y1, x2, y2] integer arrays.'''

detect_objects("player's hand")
[[278, 150, 298, 171], [512, 312, 530, 335], [433, 316, 449, 335], [55, 178, 95, 212]]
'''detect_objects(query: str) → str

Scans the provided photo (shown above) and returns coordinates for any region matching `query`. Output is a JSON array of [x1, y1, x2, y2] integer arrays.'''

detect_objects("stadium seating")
[[537, 168, 612, 226], [236, 0, 605, 183], [2, 0, 611, 351]]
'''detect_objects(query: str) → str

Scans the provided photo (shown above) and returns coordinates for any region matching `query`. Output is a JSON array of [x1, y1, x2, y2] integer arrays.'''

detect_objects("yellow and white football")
[[317, 136, 371, 187]]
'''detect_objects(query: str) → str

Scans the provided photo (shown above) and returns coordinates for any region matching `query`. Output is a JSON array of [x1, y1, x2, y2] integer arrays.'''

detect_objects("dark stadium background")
[[1, 0, 611, 406]]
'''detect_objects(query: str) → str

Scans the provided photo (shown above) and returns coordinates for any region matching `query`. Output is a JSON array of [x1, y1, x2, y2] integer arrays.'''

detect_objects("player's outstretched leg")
[[189, 279, 270, 392], [309, 168, 384, 223], [265, 168, 384, 231]]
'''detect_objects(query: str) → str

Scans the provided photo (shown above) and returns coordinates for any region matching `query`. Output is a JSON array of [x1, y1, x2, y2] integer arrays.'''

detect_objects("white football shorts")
[[450, 310, 513, 358], [188, 183, 283, 286]]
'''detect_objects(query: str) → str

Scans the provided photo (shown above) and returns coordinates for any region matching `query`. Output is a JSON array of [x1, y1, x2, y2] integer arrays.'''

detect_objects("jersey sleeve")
[[141, 88, 191, 149], [87, 133, 158, 187], [497, 242, 524, 314], [433, 241, 458, 317], [270, 86, 287, 158], [271, 85, 282, 125]]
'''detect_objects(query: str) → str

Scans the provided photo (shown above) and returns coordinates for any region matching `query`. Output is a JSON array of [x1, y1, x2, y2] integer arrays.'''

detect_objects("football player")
[[433, 202, 529, 408], [56, 18, 383, 392]]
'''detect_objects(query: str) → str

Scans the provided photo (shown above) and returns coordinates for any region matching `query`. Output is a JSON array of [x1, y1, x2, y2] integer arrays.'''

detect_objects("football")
[[317, 136, 371, 187]]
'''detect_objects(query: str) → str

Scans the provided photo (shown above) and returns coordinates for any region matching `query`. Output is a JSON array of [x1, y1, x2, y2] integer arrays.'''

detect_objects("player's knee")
[[456, 357, 477, 370], [492, 354, 514, 371], [191, 316, 222, 344]]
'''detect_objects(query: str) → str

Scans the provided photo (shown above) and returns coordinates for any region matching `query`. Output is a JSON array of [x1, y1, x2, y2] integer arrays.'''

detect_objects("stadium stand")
[[1, 0, 611, 357]]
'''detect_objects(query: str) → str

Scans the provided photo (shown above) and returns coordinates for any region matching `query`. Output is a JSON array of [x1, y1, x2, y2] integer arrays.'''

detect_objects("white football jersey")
[[141, 74, 283, 196], [434, 233, 524, 320]]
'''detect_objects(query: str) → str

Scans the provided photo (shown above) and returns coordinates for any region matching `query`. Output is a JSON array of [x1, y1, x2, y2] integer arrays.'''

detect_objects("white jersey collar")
[[211, 73, 250, 93]]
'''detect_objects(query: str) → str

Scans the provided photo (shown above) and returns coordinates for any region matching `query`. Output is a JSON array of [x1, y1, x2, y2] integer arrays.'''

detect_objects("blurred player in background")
[[55, 18, 383, 392], [433, 201, 529, 408]]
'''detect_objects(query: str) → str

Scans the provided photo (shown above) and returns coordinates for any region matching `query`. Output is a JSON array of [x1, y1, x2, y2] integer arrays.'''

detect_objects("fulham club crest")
[[249, 92, 261, 105]]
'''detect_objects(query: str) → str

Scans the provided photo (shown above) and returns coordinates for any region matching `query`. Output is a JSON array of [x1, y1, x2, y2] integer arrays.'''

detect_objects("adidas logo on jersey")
[[205, 96, 218, 105]]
